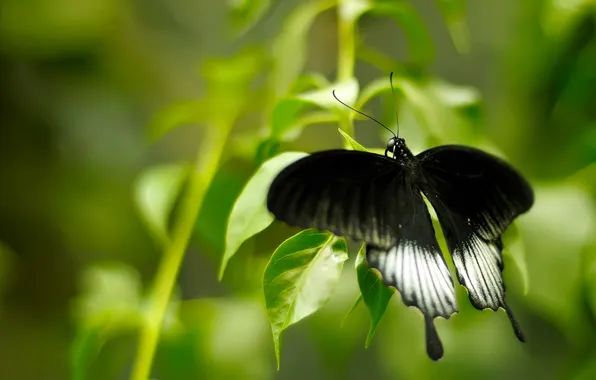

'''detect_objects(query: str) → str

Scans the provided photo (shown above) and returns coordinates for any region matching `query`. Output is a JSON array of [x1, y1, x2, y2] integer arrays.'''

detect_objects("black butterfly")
[[266, 75, 534, 361]]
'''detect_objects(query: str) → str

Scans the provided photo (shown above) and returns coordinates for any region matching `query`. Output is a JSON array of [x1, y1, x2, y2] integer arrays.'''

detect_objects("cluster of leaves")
[[211, 0, 502, 368], [69, 0, 596, 378]]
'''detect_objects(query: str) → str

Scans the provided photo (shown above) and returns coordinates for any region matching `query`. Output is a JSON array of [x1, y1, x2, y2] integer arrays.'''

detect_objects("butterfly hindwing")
[[267, 150, 403, 249], [366, 174, 457, 360], [417, 145, 532, 340]]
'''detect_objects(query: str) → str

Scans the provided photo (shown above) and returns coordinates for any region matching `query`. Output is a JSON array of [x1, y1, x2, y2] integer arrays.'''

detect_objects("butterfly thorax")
[[386, 137, 415, 166]]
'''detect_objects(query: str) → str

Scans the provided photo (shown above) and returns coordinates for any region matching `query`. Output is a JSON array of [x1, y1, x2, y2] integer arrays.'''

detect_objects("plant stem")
[[337, 3, 356, 147], [130, 124, 230, 380], [337, 11, 355, 81]]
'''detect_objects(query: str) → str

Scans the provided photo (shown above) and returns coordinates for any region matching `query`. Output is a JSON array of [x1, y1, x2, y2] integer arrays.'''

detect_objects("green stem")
[[130, 124, 231, 380], [337, 10, 355, 81], [337, 4, 356, 147]]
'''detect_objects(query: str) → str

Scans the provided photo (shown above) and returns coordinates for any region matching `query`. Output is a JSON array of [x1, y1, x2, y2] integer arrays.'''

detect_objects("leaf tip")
[[217, 263, 226, 282], [364, 324, 379, 348], [342, 295, 363, 327]]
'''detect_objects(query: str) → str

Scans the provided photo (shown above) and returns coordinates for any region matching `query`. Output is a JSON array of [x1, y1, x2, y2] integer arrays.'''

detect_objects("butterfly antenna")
[[332, 90, 396, 137], [389, 72, 400, 136]]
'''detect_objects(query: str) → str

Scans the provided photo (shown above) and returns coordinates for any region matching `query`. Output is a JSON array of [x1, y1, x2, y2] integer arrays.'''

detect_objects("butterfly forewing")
[[267, 150, 403, 249], [417, 145, 534, 240]]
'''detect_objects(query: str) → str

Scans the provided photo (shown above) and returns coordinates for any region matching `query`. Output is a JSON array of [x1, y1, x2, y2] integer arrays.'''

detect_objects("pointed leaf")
[[274, 111, 338, 142], [342, 295, 363, 327], [355, 244, 394, 347], [268, 79, 356, 142], [435, 0, 470, 53], [135, 164, 189, 244], [219, 152, 309, 279], [290, 72, 331, 93], [337, 128, 368, 151], [269, 94, 339, 141], [263, 230, 349, 367], [296, 78, 359, 110], [270, 99, 311, 138], [148, 100, 203, 142]]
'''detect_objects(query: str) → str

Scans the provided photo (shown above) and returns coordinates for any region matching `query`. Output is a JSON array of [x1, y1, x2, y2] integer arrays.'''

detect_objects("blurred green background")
[[1, 0, 596, 379]]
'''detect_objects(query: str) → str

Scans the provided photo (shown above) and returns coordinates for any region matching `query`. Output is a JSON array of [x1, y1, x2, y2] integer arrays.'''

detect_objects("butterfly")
[[266, 74, 534, 361]]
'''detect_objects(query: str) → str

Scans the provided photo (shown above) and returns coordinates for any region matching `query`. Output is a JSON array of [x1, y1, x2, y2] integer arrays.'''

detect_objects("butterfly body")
[[267, 135, 533, 361]]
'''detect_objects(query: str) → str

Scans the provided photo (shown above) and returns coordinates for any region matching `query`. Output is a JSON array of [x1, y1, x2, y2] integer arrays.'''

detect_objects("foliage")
[[1, 0, 596, 379]]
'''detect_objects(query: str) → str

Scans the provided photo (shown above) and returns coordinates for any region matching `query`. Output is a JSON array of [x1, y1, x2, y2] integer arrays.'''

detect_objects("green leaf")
[[427, 78, 481, 109], [148, 100, 203, 142], [228, 0, 277, 37], [542, 0, 596, 38], [135, 163, 190, 244], [290, 72, 331, 93], [255, 138, 282, 166], [502, 224, 530, 295], [396, 76, 478, 142], [75, 263, 142, 325], [269, 97, 338, 142], [270, 98, 313, 139], [357, 45, 399, 73], [70, 326, 103, 380], [355, 244, 394, 347], [219, 152, 309, 279], [201, 49, 265, 121], [268, 79, 357, 141], [337, 128, 368, 151], [271, 0, 336, 96], [296, 77, 360, 110], [338, 0, 371, 22], [277, 111, 339, 142], [356, 77, 391, 109], [435, 0, 470, 53], [263, 230, 349, 367], [357, 75, 480, 145], [71, 263, 143, 379], [366, 2, 435, 66], [194, 165, 249, 251]]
